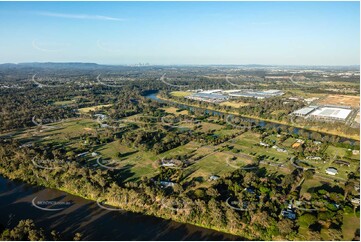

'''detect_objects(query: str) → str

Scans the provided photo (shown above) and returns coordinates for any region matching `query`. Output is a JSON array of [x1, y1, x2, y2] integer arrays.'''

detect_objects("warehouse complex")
[[186, 92, 229, 103], [292, 105, 353, 122], [228, 89, 284, 99], [185, 89, 284, 103]]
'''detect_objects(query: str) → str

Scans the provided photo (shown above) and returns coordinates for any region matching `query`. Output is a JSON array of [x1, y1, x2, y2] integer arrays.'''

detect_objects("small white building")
[[259, 142, 269, 147], [351, 198, 360, 205], [277, 148, 287, 153], [209, 175, 220, 181], [306, 156, 322, 160], [325, 167, 338, 176], [94, 114, 107, 120], [159, 181, 175, 188], [352, 150, 360, 155]]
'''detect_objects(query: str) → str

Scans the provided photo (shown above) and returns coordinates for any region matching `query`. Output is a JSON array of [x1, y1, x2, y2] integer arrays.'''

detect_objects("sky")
[[0, 1, 359, 65]]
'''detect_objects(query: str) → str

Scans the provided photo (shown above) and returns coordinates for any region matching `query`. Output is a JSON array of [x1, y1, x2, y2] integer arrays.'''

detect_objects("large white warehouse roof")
[[310, 107, 352, 120]]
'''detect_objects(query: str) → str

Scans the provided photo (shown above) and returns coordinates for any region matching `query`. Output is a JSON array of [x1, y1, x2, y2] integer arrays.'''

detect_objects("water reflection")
[[0, 176, 242, 240]]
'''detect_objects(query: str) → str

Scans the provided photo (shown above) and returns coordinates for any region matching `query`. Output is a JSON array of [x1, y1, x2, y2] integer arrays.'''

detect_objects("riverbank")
[[157, 95, 360, 141]]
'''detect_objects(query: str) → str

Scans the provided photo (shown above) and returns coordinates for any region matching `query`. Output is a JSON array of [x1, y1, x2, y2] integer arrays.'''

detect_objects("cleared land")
[[317, 94, 360, 108], [78, 104, 113, 113], [161, 107, 189, 116], [182, 151, 236, 182], [229, 131, 289, 162], [170, 91, 193, 97], [54, 100, 76, 105], [219, 101, 249, 108]]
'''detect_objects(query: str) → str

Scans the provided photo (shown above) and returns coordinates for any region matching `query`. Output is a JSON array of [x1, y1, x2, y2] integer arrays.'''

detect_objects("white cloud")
[[35, 11, 125, 21]]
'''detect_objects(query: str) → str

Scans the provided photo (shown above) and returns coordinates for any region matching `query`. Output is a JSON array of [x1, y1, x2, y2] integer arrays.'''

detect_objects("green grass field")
[[8, 118, 99, 146], [300, 178, 324, 194], [230, 131, 290, 162], [53, 100, 76, 105], [342, 213, 360, 241], [96, 141, 158, 181], [282, 137, 297, 147], [170, 91, 193, 97], [219, 101, 248, 108], [161, 107, 189, 116], [182, 151, 236, 183]]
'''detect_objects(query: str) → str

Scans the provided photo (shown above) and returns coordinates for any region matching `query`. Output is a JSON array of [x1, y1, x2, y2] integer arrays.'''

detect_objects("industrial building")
[[228, 89, 284, 99], [291, 105, 352, 122], [292, 106, 318, 117], [325, 167, 338, 176], [308, 106, 352, 122], [185, 89, 284, 103], [186, 92, 229, 103]]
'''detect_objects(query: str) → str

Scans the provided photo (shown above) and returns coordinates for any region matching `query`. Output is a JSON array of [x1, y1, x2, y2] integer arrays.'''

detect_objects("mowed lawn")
[[161, 107, 189, 116], [300, 178, 324, 194], [282, 137, 297, 147], [182, 151, 236, 182], [342, 213, 360, 241], [219, 101, 248, 108], [78, 104, 113, 113], [231, 131, 290, 162], [95, 141, 158, 181], [302, 155, 359, 181], [214, 129, 239, 137], [43, 119, 98, 142], [12, 118, 99, 146], [170, 91, 193, 97], [325, 145, 360, 160], [53, 99, 76, 106], [197, 122, 224, 132], [156, 141, 202, 159], [179, 121, 224, 133]]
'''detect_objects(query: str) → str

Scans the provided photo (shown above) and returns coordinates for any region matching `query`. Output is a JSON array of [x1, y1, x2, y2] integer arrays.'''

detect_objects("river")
[[144, 91, 358, 144], [0, 176, 242, 240]]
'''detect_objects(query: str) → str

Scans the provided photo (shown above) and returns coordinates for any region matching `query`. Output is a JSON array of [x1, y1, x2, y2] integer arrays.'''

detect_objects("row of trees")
[[0, 219, 82, 241]]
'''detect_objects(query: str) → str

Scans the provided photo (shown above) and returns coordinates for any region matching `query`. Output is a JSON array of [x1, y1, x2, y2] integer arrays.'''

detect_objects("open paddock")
[[219, 101, 249, 108], [317, 95, 360, 108], [78, 104, 113, 113]]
